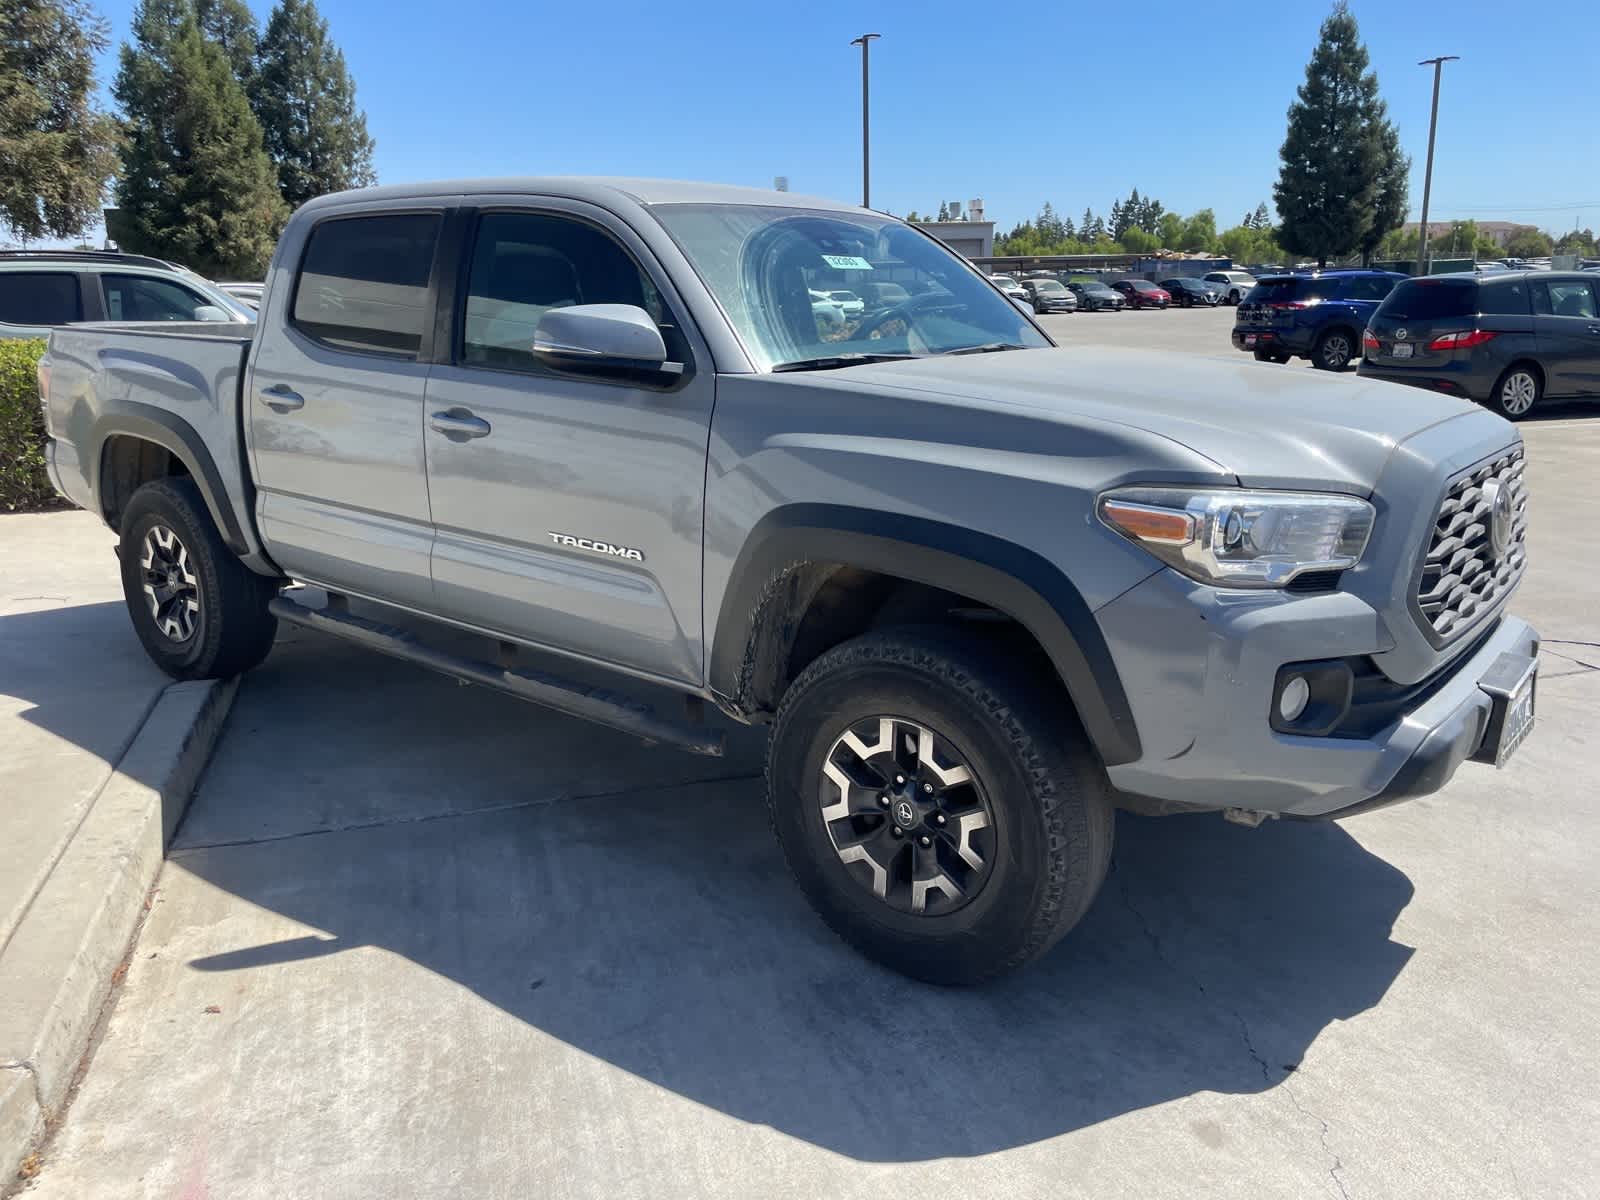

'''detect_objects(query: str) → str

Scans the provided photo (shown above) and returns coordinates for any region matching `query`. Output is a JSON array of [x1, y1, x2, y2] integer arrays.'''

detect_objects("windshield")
[[1033, 280, 1066, 293], [652, 204, 1050, 369]]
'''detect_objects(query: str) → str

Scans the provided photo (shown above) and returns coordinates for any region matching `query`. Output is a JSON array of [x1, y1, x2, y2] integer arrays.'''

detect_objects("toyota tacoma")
[[39, 178, 1539, 984]]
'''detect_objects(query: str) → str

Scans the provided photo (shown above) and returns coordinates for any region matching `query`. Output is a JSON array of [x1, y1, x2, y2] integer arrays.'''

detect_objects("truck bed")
[[42, 322, 260, 557]]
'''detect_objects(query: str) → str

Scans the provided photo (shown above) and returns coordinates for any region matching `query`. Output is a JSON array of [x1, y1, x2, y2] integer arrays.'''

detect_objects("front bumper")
[[1096, 566, 1540, 818]]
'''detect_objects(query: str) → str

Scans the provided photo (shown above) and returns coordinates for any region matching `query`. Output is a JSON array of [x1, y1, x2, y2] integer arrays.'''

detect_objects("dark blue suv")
[[1231, 270, 1405, 371]]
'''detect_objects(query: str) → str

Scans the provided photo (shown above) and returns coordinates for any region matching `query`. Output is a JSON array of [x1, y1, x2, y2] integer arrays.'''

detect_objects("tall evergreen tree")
[[1360, 119, 1409, 264], [1251, 201, 1271, 230], [252, 0, 375, 208], [113, 0, 286, 275], [1273, 2, 1400, 267], [195, 0, 257, 87], [0, 0, 121, 241]]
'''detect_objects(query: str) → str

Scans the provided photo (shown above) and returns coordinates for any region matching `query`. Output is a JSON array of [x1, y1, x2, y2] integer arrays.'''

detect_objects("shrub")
[[0, 338, 61, 512]]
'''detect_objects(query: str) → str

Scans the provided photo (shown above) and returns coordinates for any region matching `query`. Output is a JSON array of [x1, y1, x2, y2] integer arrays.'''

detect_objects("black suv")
[[1233, 270, 1403, 370], [1359, 272, 1600, 419]]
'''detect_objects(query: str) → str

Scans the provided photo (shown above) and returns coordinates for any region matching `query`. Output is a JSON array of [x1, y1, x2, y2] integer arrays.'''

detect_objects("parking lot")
[[19, 313, 1600, 1200]]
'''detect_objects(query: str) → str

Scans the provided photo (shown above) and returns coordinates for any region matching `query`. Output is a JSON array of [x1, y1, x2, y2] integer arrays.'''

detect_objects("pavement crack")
[[1115, 862, 1350, 1199], [1542, 647, 1600, 672], [170, 772, 764, 855]]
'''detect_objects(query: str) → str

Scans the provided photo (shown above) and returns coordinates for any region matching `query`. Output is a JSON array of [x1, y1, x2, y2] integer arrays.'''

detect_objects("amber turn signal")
[[1101, 500, 1195, 545]]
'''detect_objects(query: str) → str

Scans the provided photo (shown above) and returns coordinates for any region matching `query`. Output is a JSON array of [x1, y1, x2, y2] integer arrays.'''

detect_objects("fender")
[[709, 505, 1142, 766], [89, 404, 250, 555]]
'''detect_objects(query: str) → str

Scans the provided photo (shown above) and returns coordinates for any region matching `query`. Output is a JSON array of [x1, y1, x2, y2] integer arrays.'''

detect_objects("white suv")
[[0, 250, 252, 340], [1202, 269, 1259, 306]]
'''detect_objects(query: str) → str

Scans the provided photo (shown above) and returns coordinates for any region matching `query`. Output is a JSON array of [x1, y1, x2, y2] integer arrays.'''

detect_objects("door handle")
[[430, 409, 491, 440], [260, 384, 304, 412]]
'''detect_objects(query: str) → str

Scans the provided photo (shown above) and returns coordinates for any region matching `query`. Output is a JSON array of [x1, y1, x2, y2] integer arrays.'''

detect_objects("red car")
[[1112, 279, 1171, 309]]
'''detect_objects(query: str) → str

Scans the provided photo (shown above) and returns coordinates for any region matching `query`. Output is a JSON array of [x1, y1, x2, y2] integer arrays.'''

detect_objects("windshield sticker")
[[820, 254, 873, 271]]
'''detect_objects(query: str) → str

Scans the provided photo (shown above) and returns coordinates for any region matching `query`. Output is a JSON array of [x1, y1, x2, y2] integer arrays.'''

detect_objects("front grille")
[[1414, 446, 1528, 642]]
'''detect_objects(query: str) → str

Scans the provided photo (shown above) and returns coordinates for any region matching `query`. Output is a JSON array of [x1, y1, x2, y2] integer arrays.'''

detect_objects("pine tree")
[[113, 0, 286, 275], [1108, 199, 1125, 240], [1273, 2, 1400, 268], [194, 0, 256, 87], [0, 0, 121, 240], [1360, 119, 1409, 264], [1252, 201, 1271, 230], [252, 0, 375, 208], [936, 201, 949, 221]]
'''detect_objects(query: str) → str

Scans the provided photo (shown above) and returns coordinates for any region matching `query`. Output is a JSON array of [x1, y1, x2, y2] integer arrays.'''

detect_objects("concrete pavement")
[[14, 372, 1600, 1198]]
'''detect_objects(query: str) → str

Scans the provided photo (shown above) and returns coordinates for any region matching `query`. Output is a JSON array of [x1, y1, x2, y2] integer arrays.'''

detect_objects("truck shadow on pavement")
[[169, 681, 1415, 1162]]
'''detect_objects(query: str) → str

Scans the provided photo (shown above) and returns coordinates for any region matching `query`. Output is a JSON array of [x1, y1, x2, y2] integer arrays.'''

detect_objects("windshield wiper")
[[771, 352, 921, 373], [939, 342, 1028, 356]]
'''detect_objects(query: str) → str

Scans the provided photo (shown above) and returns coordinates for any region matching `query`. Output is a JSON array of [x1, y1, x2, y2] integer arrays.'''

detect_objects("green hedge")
[[1, 338, 60, 512]]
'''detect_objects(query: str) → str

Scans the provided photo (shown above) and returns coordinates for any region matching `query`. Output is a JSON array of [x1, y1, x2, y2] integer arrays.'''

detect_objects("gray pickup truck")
[[40, 178, 1539, 984]]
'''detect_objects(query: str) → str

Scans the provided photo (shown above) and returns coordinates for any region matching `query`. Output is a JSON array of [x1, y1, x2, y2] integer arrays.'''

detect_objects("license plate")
[[1392, 342, 1414, 358], [1243, 334, 1257, 348], [1476, 653, 1537, 768]]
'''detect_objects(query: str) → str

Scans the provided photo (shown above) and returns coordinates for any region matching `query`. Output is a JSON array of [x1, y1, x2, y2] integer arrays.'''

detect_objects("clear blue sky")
[[87, 0, 1598, 236]]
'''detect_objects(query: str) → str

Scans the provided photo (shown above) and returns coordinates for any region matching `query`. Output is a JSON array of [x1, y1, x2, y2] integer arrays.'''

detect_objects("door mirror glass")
[[533, 304, 670, 372], [193, 304, 232, 322]]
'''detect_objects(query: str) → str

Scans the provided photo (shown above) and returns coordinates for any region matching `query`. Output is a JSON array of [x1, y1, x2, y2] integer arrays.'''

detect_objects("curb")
[[0, 675, 238, 1186]]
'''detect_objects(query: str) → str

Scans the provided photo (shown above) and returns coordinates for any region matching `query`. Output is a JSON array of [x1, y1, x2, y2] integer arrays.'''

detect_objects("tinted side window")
[[292, 214, 440, 356], [460, 212, 678, 372], [1339, 276, 1396, 301], [1478, 281, 1530, 316], [102, 274, 211, 321], [0, 273, 82, 325], [1532, 279, 1598, 319], [1379, 279, 1475, 320]]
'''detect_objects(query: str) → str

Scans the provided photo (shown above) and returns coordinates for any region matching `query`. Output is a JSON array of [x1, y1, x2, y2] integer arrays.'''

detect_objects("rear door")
[[420, 201, 715, 685], [0, 271, 89, 338], [247, 202, 453, 609], [1530, 277, 1600, 396]]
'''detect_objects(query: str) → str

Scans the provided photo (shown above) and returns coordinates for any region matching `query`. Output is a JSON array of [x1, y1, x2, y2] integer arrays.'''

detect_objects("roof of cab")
[[298, 177, 861, 216]]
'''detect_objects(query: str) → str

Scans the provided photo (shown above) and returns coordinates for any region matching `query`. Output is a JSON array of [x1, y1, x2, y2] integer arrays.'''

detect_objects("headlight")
[[1098, 487, 1374, 588]]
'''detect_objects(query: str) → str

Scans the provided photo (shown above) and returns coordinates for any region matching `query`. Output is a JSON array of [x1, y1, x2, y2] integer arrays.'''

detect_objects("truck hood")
[[831, 346, 1485, 494]]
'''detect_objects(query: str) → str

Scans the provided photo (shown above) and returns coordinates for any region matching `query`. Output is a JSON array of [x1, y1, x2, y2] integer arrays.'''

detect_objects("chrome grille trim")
[[1413, 445, 1527, 644]]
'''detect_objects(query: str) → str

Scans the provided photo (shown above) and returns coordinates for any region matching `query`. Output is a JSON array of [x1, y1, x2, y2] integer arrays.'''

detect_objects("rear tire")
[[767, 628, 1114, 985], [1490, 364, 1542, 420], [1313, 328, 1357, 371], [118, 478, 279, 680]]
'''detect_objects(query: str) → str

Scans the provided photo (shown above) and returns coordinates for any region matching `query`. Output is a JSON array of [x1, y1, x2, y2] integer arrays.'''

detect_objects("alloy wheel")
[[819, 716, 997, 915], [1500, 371, 1537, 416], [1320, 334, 1352, 369], [140, 524, 201, 642]]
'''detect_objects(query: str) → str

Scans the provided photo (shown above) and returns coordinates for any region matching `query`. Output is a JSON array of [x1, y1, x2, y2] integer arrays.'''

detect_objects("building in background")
[[1402, 220, 1537, 248], [913, 198, 993, 259]]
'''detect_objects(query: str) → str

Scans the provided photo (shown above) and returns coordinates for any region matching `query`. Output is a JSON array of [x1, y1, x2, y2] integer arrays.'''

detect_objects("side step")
[[267, 594, 726, 757]]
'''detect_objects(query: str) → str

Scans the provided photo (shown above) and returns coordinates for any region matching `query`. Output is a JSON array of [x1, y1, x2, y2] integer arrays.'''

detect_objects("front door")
[[1531, 277, 1600, 397], [421, 205, 714, 685], [248, 205, 450, 609]]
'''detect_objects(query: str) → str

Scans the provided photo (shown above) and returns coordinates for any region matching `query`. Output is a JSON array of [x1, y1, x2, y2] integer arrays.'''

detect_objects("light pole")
[[850, 33, 880, 209], [1415, 55, 1458, 275]]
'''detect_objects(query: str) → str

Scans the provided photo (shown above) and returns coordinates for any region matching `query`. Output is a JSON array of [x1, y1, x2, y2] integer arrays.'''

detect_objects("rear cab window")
[[291, 213, 441, 356], [1376, 278, 1476, 320], [0, 272, 83, 326]]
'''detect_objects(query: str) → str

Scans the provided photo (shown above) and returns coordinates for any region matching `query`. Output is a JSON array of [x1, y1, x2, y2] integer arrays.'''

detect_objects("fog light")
[[1278, 676, 1311, 722]]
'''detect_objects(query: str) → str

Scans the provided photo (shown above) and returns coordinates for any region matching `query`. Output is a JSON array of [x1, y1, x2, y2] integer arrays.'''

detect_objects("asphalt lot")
[[22, 311, 1600, 1199]]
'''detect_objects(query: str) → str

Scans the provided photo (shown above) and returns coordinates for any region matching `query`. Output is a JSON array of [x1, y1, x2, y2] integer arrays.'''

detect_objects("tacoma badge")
[[547, 532, 644, 562]]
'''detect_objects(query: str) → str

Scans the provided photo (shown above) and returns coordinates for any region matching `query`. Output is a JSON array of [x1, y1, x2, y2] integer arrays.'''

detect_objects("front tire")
[[119, 478, 279, 680], [767, 629, 1114, 985], [1490, 364, 1542, 419]]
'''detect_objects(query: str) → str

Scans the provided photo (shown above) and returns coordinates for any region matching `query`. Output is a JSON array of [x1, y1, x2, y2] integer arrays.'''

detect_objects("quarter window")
[[1339, 276, 1396, 301], [0, 273, 82, 326], [460, 212, 679, 372], [1531, 279, 1598, 319], [102, 274, 214, 321], [292, 213, 441, 356], [1477, 282, 1530, 316]]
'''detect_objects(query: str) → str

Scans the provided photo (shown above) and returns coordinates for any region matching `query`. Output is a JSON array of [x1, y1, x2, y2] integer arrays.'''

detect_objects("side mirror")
[[193, 305, 232, 322], [533, 304, 672, 375]]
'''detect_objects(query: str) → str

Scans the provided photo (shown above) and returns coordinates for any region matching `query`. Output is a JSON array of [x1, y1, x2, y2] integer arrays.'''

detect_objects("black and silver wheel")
[[1491, 364, 1541, 419], [1313, 328, 1356, 371], [768, 629, 1114, 985], [119, 477, 279, 680]]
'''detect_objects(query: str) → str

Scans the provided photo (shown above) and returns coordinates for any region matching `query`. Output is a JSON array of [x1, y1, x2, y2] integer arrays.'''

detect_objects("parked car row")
[[1232, 266, 1600, 419], [988, 271, 1264, 314]]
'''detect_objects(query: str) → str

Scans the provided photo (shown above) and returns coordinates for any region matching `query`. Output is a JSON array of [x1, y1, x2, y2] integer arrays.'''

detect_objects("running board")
[[267, 594, 726, 757]]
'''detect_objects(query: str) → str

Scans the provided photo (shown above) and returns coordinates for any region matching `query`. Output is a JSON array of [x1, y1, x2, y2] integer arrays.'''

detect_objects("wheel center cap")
[[891, 798, 919, 829]]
